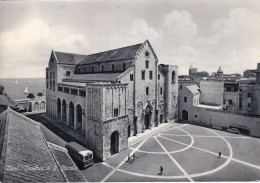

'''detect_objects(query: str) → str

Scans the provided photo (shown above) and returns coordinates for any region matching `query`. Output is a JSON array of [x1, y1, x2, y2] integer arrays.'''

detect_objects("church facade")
[[46, 40, 178, 161]]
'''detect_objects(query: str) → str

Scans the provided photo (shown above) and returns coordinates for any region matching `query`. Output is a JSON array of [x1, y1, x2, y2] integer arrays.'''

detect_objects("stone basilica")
[[46, 40, 178, 161]]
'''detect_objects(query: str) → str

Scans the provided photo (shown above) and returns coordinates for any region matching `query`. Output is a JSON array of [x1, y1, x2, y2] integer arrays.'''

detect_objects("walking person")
[[218, 152, 221, 158], [127, 153, 131, 163], [160, 166, 163, 175]]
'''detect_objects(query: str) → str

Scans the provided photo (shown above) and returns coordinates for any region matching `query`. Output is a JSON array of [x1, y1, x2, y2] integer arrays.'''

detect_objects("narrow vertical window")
[[102, 65, 104, 72], [142, 70, 145, 80], [160, 87, 162, 95], [158, 74, 160, 80], [172, 71, 175, 83], [146, 60, 149, 68], [146, 87, 149, 95], [130, 74, 133, 81], [149, 71, 153, 80], [53, 81, 55, 91], [92, 66, 94, 72], [112, 64, 114, 71]]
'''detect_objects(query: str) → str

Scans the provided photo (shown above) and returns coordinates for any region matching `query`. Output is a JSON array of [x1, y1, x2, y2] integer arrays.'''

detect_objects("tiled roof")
[[0, 109, 86, 182], [0, 94, 15, 107], [186, 85, 200, 95], [63, 73, 121, 83], [48, 142, 87, 182], [78, 43, 143, 65], [54, 51, 87, 65]]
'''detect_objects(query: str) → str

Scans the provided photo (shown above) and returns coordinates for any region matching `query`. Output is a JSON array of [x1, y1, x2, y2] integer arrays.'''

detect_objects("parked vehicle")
[[227, 128, 240, 134], [212, 125, 222, 130], [65, 142, 93, 169]]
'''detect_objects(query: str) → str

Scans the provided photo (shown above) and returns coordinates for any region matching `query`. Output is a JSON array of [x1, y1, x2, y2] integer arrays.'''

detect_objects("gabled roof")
[[0, 109, 86, 182], [54, 51, 87, 65], [48, 142, 87, 182], [186, 85, 200, 95], [77, 43, 143, 65], [63, 73, 121, 83]]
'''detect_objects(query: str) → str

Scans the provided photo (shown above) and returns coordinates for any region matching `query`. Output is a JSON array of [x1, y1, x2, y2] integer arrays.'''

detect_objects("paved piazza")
[[83, 123, 260, 182]]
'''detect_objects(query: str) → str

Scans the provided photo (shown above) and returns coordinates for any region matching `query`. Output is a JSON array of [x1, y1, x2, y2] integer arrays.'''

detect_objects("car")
[[227, 128, 240, 134], [212, 125, 222, 130]]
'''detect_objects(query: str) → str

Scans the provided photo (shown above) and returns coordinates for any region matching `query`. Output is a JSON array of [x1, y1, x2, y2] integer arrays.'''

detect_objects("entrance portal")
[[145, 114, 150, 129], [111, 131, 119, 154], [182, 110, 188, 121]]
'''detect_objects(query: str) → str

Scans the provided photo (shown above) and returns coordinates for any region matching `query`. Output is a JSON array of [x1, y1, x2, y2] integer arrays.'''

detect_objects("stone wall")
[[75, 60, 133, 74], [117, 67, 134, 136], [86, 118, 103, 160], [102, 116, 128, 161], [159, 64, 178, 121], [223, 91, 238, 112], [134, 41, 158, 133], [197, 109, 260, 137]]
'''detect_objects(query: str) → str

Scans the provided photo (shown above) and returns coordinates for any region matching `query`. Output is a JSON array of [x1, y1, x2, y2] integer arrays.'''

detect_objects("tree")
[[37, 92, 43, 97], [27, 93, 35, 99]]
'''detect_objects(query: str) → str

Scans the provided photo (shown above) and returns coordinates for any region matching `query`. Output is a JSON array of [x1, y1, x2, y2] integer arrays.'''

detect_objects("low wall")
[[194, 108, 260, 137]]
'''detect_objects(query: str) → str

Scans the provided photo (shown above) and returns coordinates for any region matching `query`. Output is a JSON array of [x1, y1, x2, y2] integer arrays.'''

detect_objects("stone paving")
[[95, 124, 260, 182]]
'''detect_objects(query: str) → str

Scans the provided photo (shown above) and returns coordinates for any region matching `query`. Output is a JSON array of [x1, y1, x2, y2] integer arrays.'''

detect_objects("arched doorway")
[[111, 131, 119, 154], [62, 100, 67, 123], [40, 101, 45, 110], [144, 105, 151, 129], [145, 114, 150, 129], [69, 102, 74, 127], [34, 102, 39, 111], [57, 98, 61, 120], [182, 110, 188, 121], [76, 104, 83, 132]]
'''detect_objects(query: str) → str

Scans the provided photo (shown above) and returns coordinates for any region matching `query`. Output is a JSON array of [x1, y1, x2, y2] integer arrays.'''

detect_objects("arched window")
[[172, 71, 176, 83], [50, 81, 52, 90], [123, 62, 126, 71], [53, 81, 55, 91], [53, 72, 55, 79], [102, 65, 104, 72], [50, 72, 52, 79], [46, 81, 48, 88]]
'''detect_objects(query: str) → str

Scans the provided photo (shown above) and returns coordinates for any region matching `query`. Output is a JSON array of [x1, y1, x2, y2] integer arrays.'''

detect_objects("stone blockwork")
[[159, 64, 179, 121], [85, 83, 128, 161], [103, 116, 128, 161], [46, 40, 179, 161]]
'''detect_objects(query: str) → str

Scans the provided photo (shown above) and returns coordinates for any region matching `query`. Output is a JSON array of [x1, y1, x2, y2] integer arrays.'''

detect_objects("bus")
[[65, 142, 93, 169]]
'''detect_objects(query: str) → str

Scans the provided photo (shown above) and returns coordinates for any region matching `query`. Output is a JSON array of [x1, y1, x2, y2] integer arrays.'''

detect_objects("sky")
[[0, 0, 260, 78]]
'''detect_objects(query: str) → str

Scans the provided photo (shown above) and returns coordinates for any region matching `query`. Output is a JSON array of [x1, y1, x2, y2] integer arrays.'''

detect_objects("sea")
[[0, 78, 46, 100]]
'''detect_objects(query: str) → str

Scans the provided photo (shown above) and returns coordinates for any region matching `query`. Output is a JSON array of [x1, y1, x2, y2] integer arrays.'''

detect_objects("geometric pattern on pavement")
[[101, 124, 260, 182]]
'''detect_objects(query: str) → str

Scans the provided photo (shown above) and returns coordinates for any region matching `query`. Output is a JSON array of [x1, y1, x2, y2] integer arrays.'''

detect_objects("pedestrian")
[[218, 152, 221, 158], [133, 153, 136, 160], [127, 153, 131, 163], [160, 166, 163, 175]]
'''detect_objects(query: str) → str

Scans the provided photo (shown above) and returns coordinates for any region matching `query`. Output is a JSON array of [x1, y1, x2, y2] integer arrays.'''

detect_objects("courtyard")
[[83, 123, 260, 182], [28, 114, 260, 182]]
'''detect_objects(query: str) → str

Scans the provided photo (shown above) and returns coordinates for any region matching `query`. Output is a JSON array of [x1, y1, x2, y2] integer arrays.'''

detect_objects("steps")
[[128, 123, 173, 147]]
